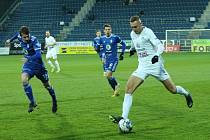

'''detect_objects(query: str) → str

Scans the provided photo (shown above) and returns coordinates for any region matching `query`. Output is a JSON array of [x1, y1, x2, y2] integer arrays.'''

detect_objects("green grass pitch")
[[0, 53, 210, 140]]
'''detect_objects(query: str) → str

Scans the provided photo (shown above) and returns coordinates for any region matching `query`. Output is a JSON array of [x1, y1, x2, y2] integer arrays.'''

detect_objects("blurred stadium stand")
[[0, 0, 16, 17], [0, 0, 86, 47], [67, 0, 208, 41], [0, 0, 209, 47]]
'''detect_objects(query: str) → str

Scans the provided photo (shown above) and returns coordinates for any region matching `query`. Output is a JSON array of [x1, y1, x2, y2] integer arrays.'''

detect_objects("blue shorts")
[[22, 63, 49, 83], [104, 59, 118, 72]]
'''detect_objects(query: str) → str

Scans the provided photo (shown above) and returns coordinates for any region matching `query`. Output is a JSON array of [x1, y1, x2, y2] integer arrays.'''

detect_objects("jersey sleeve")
[[93, 38, 97, 48], [93, 38, 101, 53], [9, 32, 19, 42], [129, 40, 135, 51], [116, 36, 126, 54], [33, 38, 41, 51], [148, 29, 164, 56], [51, 36, 56, 44], [26, 38, 41, 60]]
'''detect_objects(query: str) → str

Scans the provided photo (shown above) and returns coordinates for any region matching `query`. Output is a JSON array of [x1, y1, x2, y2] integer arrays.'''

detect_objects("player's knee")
[[168, 86, 177, 94], [106, 75, 111, 79], [125, 85, 134, 94], [43, 82, 51, 89], [22, 80, 29, 86], [106, 73, 112, 79], [21, 76, 29, 85], [44, 84, 50, 89]]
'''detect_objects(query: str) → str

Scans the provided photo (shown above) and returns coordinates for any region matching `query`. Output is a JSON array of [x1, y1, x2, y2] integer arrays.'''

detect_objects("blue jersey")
[[9, 32, 49, 82], [10, 32, 43, 65], [93, 36, 104, 58], [98, 34, 126, 61]]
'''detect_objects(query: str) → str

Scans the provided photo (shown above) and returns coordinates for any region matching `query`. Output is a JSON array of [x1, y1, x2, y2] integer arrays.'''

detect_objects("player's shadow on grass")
[[36, 113, 77, 139]]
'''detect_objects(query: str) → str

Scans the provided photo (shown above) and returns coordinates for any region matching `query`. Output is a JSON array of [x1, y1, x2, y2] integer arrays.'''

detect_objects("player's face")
[[21, 33, 30, 43], [104, 27, 112, 37], [96, 31, 101, 37], [46, 32, 50, 37], [130, 20, 142, 34]]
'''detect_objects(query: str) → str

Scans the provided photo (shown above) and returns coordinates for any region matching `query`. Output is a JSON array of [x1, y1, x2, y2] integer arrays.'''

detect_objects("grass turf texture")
[[0, 53, 209, 140]]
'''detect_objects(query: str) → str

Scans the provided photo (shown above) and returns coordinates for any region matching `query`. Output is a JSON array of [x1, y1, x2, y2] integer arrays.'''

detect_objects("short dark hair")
[[20, 26, 30, 35], [130, 15, 140, 22], [96, 29, 101, 33], [103, 24, 111, 29]]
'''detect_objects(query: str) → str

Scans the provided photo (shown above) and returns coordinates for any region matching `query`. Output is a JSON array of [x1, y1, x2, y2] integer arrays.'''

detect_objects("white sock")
[[176, 86, 189, 96], [47, 60, 55, 68], [122, 93, 133, 119], [54, 60, 60, 70]]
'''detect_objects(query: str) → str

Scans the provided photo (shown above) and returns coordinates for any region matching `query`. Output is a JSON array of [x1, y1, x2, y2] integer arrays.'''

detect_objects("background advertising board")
[[56, 41, 96, 54], [191, 39, 210, 52], [165, 45, 180, 52], [0, 47, 10, 55], [57, 41, 132, 54]]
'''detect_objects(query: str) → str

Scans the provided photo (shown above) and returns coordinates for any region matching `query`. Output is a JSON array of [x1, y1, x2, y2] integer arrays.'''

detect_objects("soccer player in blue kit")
[[93, 29, 106, 76], [96, 24, 126, 97], [93, 30, 103, 58], [6, 26, 57, 113]]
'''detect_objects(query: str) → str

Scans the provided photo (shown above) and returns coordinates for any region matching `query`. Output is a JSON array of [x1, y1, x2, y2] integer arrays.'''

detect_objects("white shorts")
[[46, 47, 57, 59], [131, 62, 170, 81]]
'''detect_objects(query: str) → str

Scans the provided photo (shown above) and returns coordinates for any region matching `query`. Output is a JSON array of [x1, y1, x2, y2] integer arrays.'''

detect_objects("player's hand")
[[5, 39, 10, 47], [151, 55, 158, 64], [119, 53, 124, 60], [6, 39, 10, 44], [129, 50, 136, 57]]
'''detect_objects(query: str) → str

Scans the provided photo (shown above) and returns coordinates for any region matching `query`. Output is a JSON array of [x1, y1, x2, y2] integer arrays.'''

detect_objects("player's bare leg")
[[162, 78, 193, 108], [54, 58, 60, 73], [121, 76, 143, 118], [47, 58, 55, 73], [110, 76, 143, 123]]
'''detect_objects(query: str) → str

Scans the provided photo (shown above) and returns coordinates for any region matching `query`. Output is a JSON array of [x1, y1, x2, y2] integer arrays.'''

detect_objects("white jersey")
[[45, 36, 56, 51], [130, 27, 169, 81], [45, 36, 57, 59], [130, 27, 164, 66]]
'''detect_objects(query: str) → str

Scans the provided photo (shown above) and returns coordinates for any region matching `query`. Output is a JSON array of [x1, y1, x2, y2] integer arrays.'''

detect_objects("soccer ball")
[[118, 118, 133, 133]]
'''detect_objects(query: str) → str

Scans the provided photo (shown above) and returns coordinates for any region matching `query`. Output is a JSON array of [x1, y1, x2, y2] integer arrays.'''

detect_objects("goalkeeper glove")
[[129, 50, 136, 57], [151, 55, 158, 64], [119, 53, 124, 60]]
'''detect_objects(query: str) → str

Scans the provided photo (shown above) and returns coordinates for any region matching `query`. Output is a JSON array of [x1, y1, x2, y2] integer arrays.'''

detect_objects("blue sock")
[[46, 86, 57, 102], [107, 77, 118, 90], [23, 83, 35, 104], [111, 77, 118, 89]]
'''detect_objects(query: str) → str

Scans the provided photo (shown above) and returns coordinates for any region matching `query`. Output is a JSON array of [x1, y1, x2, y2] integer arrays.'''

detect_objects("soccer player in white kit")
[[45, 31, 60, 73], [109, 15, 193, 124]]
